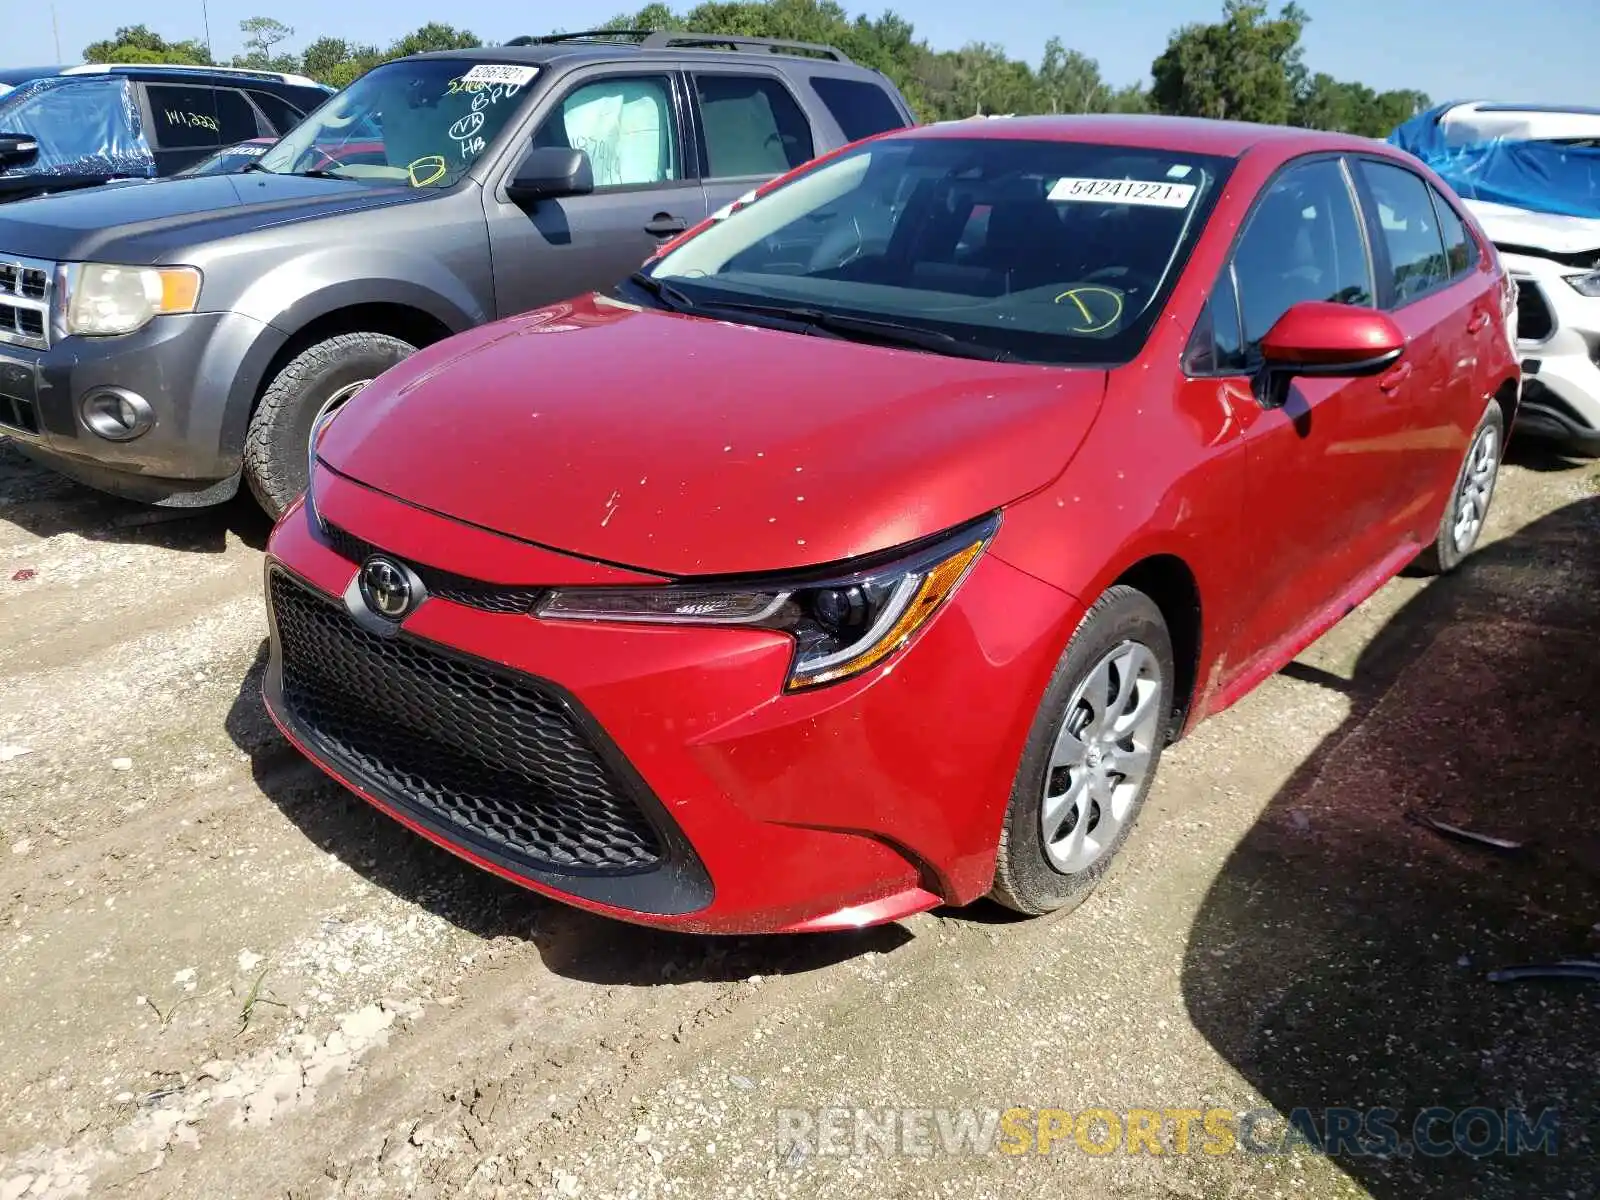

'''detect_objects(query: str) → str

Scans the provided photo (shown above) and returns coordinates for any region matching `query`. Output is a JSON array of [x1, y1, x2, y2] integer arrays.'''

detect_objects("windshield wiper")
[[696, 300, 1013, 362], [625, 271, 696, 312], [241, 161, 348, 180]]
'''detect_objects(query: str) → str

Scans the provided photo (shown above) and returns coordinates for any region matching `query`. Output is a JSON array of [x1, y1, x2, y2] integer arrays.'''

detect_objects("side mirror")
[[1259, 301, 1405, 376], [0, 133, 40, 168], [506, 146, 594, 204]]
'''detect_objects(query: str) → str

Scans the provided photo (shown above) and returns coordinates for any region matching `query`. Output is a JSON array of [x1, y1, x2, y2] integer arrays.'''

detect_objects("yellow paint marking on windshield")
[[1052, 286, 1124, 334], [407, 156, 448, 187]]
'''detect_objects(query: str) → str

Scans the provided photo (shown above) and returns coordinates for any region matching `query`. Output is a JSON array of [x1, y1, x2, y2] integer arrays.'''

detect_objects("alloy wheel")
[[1452, 424, 1500, 554], [1040, 639, 1165, 875]]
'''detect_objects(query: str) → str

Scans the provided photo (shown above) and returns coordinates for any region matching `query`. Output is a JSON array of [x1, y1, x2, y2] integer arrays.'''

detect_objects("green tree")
[[386, 23, 480, 58], [83, 24, 214, 65], [1150, 0, 1309, 125], [232, 16, 300, 73]]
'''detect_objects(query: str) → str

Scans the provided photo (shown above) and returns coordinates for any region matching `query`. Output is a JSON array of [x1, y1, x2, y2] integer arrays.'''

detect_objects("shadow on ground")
[[0, 438, 270, 553], [223, 640, 907, 989], [1183, 491, 1600, 1198]]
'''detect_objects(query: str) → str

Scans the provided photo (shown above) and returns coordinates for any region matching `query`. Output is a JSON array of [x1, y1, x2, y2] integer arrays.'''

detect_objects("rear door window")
[[246, 89, 308, 136], [693, 74, 814, 179], [144, 85, 261, 148], [808, 76, 908, 142], [1428, 183, 1479, 278], [1357, 159, 1452, 305]]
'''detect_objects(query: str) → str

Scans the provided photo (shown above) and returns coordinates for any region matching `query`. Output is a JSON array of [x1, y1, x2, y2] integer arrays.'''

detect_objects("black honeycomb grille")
[[269, 569, 664, 873], [320, 523, 546, 615]]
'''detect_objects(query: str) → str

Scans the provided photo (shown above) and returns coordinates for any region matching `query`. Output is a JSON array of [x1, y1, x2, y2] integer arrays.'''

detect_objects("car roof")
[[57, 63, 329, 91], [411, 31, 874, 74], [0, 65, 67, 87], [896, 113, 1400, 160]]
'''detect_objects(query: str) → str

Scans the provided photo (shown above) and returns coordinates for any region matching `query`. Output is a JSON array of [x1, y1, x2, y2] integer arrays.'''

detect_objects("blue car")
[[0, 63, 332, 202]]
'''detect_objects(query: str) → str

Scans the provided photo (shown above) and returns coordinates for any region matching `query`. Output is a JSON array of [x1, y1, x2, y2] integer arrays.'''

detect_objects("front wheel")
[[1412, 399, 1504, 576], [989, 585, 1176, 917], [243, 331, 417, 518]]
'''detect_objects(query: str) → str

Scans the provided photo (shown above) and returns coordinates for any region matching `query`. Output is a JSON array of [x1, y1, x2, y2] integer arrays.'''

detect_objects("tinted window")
[[695, 75, 814, 178], [1359, 159, 1450, 304], [809, 76, 907, 142], [145, 86, 260, 148], [1429, 183, 1478, 277], [1232, 159, 1373, 353], [247, 89, 307, 135], [532, 76, 680, 188], [647, 136, 1234, 366]]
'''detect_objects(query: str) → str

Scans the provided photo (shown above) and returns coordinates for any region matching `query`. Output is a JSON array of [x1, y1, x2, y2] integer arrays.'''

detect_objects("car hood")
[[319, 294, 1108, 577], [0, 171, 427, 263], [1465, 198, 1600, 258]]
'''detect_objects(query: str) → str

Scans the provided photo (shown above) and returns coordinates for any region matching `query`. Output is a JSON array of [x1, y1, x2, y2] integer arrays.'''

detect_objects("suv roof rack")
[[61, 62, 328, 89], [514, 28, 852, 63]]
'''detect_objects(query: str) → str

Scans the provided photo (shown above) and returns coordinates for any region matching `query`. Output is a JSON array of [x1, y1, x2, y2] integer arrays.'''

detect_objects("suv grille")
[[321, 522, 546, 615], [0, 255, 53, 350], [268, 568, 665, 874]]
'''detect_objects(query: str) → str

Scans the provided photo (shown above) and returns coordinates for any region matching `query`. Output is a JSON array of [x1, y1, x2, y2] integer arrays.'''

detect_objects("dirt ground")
[[2, 433, 1597, 1200]]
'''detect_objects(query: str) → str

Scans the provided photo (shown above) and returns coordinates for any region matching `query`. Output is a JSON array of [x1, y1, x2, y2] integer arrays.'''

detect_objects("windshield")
[[256, 58, 538, 187], [644, 134, 1234, 365], [179, 139, 273, 176], [0, 76, 153, 179]]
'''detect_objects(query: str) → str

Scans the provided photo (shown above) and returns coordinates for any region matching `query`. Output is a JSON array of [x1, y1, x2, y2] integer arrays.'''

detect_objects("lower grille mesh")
[[269, 568, 664, 873]]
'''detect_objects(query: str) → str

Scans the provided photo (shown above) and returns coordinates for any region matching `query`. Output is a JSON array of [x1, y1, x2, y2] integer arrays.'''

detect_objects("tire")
[[989, 585, 1176, 917], [243, 331, 416, 518], [1411, 398, 1504, 576]]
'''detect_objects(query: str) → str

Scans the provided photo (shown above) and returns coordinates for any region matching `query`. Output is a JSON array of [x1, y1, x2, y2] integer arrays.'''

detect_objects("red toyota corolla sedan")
[[260, 115, 1519, 935]]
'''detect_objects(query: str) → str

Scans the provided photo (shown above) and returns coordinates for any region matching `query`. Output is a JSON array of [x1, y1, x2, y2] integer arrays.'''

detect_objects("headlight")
[[58, 263, 202, 337], [1565, 270, 1600, 299], [536, 515, 999, 690]]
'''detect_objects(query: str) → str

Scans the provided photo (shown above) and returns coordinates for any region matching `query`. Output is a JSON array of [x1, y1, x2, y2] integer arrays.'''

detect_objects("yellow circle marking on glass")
[[1053, 286, 1124, 334], [408, 156, 448, 188]]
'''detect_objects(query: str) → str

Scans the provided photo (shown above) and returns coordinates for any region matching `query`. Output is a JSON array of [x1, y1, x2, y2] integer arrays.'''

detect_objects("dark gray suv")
[[0, 31, 915, 514]]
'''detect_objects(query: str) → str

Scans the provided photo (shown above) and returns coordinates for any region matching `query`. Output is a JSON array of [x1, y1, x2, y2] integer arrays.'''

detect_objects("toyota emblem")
[[358, 555, 417, 620]]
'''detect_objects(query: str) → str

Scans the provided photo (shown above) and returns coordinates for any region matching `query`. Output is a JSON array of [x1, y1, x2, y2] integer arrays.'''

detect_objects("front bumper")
[[260, 469, 1080, 934], [1503, 252, 1600, 446], [0, 308, 285, 504]]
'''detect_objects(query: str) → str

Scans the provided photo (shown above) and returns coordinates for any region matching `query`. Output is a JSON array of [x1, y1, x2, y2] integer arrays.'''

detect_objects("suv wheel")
[[244, 331, 416, 517]]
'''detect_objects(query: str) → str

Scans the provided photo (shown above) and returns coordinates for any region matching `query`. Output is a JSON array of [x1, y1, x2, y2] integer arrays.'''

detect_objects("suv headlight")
[[58, 263, 202, 337], [1565, 269, 1600, 299], [536, 514, 999, 690]]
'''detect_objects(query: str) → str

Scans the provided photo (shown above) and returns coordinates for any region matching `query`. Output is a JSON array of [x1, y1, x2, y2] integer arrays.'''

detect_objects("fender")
[[215, 253, 491, 462]]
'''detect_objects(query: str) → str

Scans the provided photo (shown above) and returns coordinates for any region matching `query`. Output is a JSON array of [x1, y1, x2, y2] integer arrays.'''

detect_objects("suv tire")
[[244, 331, 416, 517]]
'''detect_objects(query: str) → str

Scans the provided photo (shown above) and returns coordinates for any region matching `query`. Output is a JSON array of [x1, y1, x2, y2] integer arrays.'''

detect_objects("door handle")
[[1378, 361, 1413, 393], [645, 213, 689, 237], [1466, 310, 1490, 333]]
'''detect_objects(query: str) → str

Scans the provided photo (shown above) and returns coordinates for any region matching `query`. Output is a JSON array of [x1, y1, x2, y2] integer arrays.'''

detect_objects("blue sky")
[[9, 0, 1597, 107]]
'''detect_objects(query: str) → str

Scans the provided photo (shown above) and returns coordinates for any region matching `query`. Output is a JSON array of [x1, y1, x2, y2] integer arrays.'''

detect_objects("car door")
[[1350, 156, 1495, 535], [482, 68, 708, 318], [1209, 155, 1418, 678], [138, 83, 265, 174], [686, 67, 818, 218]]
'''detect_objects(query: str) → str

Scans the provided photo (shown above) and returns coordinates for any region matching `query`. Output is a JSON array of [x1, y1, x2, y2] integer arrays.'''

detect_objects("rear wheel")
[[989, 585, 1175, 917], [243, 331, 416, 518], [1413, 399, 1504, 576]]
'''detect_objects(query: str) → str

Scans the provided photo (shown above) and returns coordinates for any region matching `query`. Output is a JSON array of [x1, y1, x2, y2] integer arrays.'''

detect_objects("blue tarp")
[[1388, 102, 1600, 221], [0, 75, 155, 179]]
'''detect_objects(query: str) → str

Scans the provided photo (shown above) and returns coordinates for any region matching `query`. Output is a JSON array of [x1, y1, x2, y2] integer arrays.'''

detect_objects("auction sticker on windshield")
[[461, 64, 539, 88], [1047, 177, 1196, 208]]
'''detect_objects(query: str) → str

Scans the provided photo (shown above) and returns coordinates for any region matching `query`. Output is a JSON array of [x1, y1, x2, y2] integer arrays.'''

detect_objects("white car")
[[1391, 101, 1600, 454]]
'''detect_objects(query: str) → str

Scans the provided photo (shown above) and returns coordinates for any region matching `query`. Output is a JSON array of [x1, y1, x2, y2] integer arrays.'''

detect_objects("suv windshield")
[[257, 58, 537, 187], [0, 76, 149, 178], [645, 134, 1235, 365]]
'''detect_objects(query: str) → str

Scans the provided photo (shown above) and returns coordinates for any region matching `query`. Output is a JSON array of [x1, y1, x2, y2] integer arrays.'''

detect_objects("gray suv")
[[0, 31, 915, 514]]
